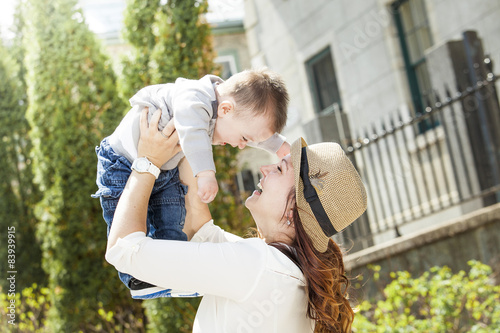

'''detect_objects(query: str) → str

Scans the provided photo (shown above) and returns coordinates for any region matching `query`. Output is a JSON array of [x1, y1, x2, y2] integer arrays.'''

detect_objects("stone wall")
[[344, 202, 500, 301], [244, 0, 500, 142]]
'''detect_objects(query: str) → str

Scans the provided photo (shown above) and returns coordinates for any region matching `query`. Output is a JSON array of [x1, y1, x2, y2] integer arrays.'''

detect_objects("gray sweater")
[[108, 75, 285, 176]]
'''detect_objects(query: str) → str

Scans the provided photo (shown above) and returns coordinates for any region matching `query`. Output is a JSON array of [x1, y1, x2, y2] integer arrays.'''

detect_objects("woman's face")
[[245, 154, 295, 241]]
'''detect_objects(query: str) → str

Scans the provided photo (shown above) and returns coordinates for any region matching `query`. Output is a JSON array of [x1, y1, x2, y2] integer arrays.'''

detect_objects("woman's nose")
[[259, 164, 272, 175]]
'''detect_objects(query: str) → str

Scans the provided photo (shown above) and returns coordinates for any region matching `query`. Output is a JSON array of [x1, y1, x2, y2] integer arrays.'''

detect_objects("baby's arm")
[[247, 133, 288, 158], [196, 170, 218, 204]]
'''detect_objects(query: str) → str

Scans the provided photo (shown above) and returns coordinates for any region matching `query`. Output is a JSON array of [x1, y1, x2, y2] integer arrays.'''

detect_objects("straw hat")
[[291, 137, 367, 253]]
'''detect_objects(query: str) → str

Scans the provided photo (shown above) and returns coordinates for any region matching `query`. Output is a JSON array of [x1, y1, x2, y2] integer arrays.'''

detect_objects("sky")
[[0, 0, 16, 38], [0, 0, 244, 40]]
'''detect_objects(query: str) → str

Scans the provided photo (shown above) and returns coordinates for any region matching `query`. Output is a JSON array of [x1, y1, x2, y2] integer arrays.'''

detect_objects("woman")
[[105, 108, 367, 332]]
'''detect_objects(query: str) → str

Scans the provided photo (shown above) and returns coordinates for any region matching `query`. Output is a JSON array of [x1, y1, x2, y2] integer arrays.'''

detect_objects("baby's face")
[[212, 111, 274, 149]]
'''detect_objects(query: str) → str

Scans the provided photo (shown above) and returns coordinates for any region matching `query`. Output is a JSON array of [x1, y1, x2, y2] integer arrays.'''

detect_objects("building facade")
[[244, 0, 500, 138], [243, 0, 500, 251]]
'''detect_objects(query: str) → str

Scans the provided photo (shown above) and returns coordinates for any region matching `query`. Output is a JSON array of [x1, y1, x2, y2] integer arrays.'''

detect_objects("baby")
[[93, 68, 289, 299]]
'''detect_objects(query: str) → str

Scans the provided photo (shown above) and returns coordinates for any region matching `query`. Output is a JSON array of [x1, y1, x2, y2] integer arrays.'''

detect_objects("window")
[[235, 169, 260, 200], [238, 170, 258, 192], [392, 0, 434, 116], [306, 47, 342, 114], [214, 54, 238, 79]]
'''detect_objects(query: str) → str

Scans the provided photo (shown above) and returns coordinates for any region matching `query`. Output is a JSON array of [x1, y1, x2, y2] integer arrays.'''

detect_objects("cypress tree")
[[120, 0, 160, 100], [148, 0, 215, 83], [0, 1, 46, 293], [22, 0, 132, 330]]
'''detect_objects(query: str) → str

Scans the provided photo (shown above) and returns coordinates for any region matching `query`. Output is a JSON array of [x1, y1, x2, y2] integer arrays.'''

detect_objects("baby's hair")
[[217, 68, 289, 133]]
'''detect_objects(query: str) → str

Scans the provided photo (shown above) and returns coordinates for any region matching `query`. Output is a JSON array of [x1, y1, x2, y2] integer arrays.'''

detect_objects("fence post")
[[462, 31, 500, 205]]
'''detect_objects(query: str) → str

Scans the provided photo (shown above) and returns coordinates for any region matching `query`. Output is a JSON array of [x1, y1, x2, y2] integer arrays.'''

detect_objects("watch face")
[[136, 158, 150, 171]]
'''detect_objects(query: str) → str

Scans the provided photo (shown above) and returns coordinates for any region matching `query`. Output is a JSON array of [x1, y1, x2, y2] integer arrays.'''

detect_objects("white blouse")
[[106, 220, 315, 333]]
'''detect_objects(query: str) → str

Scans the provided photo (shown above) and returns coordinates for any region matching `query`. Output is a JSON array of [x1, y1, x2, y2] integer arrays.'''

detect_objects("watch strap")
[[146, 162, 160, 179], [132, 157, 160, 179]]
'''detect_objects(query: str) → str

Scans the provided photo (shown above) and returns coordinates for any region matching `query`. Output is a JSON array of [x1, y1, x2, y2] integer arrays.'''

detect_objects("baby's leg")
[[92, 138, 135, 288], [178, 158, 212, 240]]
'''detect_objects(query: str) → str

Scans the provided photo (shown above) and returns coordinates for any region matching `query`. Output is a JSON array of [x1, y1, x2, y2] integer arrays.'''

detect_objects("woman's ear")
[[217, 100, 234, 118]]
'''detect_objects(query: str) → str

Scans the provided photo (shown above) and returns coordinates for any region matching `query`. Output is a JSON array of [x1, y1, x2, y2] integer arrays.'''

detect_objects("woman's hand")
[[138, 107, 182, 168]]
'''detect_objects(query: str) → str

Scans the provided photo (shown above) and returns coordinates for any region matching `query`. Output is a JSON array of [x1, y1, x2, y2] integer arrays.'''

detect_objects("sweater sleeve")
[[172, 77, 217, 176], [247, 132, 286, 154], [129, 84, 174, 132], [105, 230, 266, 302], [129, 84, 165, 111]]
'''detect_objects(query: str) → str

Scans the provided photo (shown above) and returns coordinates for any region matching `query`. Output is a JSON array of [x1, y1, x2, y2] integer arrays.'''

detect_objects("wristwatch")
[[131, 157, 160, 179]]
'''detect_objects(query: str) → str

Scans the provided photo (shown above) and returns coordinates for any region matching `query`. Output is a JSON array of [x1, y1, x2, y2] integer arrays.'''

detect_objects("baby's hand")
[[196, 170, 218, 203], [276, 141, 291, 159]]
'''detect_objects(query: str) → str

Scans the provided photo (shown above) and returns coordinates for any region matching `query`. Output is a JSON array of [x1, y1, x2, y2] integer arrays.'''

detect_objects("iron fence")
[[338, 57, 500, 252]]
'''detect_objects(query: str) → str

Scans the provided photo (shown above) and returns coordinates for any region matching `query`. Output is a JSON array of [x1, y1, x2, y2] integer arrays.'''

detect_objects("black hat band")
[[300, 147, 337, 237]]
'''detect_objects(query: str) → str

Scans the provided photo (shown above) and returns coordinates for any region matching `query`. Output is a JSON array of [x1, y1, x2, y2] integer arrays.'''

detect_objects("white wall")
[[244, 0, 500, 140]]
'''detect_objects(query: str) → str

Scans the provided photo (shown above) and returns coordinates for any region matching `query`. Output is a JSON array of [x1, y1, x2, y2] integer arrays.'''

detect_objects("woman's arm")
[[106, 108, 182, 251], [179, 157, 213, 240], [106, 233, 266, 301]]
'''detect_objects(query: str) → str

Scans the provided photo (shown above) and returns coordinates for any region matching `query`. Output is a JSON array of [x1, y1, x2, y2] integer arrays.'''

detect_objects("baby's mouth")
[[256, 182, 263, 193]]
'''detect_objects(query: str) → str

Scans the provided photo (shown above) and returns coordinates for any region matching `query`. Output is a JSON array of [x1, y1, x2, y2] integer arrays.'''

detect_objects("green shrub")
[[0, 284, 146, 333], [0, 284, 50, 333], [353, 260, 500, 333]]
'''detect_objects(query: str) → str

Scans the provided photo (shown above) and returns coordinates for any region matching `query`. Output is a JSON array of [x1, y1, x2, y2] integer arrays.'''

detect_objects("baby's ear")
[[217, 100, 234, 117]]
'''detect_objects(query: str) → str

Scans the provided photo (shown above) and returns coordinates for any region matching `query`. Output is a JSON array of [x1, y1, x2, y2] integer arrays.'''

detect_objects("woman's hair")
[[271, 191, 355, 332]]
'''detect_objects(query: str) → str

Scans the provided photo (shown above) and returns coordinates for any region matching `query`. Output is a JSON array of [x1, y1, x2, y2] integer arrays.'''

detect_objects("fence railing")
[[338, 59, 500, 252]]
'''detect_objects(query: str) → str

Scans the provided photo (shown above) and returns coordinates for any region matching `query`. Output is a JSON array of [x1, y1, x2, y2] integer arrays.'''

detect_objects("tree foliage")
[[21, 0, 141, 330], [120, 0, 160, 98], [121, 0, 216, 98], [148, 0, 215, 84], [0, 3, 45, 294], [353, 261, 500, 333]]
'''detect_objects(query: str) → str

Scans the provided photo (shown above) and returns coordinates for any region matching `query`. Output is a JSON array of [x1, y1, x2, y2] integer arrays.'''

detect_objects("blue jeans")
[[92, 138, 188, 289]]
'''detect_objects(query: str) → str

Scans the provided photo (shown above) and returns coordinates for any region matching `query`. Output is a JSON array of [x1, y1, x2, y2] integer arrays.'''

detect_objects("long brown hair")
[[271, 193, 354, 332]]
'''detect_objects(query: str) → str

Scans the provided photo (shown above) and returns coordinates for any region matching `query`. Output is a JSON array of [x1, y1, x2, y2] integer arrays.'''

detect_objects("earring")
[[286, 220, 291, 226]]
